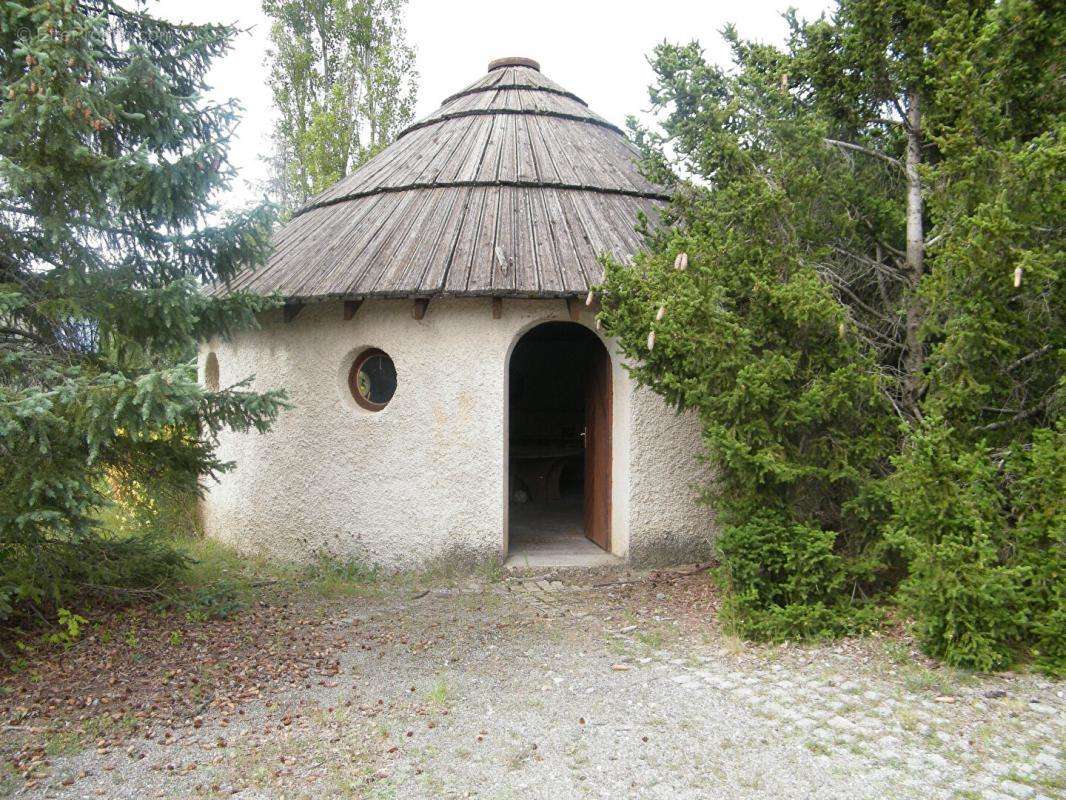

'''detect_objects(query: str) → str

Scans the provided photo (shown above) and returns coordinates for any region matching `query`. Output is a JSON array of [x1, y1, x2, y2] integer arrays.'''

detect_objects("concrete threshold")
[[504, 537, 622, 569]]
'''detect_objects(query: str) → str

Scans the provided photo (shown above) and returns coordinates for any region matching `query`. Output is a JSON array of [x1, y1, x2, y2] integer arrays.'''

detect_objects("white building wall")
[[199, 298, 714, 569]]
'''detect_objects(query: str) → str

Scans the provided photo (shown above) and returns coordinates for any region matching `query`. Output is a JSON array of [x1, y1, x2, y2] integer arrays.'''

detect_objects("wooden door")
[[583, 341, 612, 550]]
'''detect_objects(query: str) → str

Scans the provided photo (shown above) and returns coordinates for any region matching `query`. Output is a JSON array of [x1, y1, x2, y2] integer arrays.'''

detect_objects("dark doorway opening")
[[507, 322, 613, 564]]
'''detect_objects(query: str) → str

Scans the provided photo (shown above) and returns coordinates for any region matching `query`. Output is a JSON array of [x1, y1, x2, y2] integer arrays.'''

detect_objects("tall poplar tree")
[[262, 0, 417, 209], [0, 1, 286, 621]]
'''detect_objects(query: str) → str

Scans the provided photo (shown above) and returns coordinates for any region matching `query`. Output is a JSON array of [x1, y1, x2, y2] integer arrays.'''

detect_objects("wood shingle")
[[218, 58, 669, 300]]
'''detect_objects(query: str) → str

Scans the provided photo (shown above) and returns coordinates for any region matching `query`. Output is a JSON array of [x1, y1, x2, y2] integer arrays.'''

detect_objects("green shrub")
[[599, 89, 898, 640], [717, 511, 887, 640], [890, 423, 1064, 673], [0, 466, 197, 631], [0, 526, 191, 629], [596, 0, 1062, 671], [1003, 427, 1064, 676]]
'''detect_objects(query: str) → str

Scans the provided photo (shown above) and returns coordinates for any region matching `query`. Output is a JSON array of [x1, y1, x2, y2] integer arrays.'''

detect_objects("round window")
[[348, 349, 397, 411]]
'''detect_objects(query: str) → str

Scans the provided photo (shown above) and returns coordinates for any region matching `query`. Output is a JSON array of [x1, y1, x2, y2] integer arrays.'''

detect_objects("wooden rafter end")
[[283, 302, 304, 323], [343, 300, 363, 320]]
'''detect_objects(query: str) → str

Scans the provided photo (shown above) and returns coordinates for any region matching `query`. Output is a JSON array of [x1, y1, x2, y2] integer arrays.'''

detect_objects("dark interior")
[[508, 322, 599, 506]]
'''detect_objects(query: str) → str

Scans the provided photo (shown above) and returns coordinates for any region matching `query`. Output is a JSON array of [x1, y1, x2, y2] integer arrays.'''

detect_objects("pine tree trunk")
[[903, 89, 925, 415]]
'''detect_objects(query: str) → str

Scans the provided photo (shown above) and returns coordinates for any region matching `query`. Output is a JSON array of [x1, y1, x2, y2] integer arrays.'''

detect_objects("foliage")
[[102, 463, 202, 541], [46, 608, 88, 646], [918, 0, 1063, 440], [0, 1, 287, 626], [889, 423, 1064, 674], [884, 0, 1064, 672], [262, 0, 417, 209], [601, 30, 900, 640], [601, 0, 1063, 668], [181, 579, 247, 621]]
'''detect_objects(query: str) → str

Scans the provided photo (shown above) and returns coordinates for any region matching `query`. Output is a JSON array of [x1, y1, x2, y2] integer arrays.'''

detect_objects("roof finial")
[[488, 57, 540, 72]]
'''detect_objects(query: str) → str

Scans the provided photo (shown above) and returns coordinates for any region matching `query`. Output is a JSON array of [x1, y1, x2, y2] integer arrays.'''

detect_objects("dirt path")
[[4, 571, 1063, 799]]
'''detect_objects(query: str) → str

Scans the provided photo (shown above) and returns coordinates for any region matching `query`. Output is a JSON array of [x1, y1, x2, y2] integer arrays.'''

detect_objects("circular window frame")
[[347, 348, 396, 411]]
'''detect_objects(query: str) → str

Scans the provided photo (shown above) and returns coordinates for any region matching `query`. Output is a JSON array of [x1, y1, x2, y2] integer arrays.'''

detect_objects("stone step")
[[502, 560, 629, 580]]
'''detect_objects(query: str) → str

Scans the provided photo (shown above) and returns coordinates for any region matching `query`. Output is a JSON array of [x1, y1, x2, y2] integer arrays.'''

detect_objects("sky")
[[153, 0, 835, 207]]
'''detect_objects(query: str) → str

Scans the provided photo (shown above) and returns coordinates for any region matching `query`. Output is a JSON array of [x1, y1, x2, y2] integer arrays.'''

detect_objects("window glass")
[[349, 350, 396, 410]]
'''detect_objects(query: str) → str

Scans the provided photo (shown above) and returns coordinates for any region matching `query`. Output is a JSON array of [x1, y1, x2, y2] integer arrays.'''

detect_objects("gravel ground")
[[8, 570, 1064, 800]]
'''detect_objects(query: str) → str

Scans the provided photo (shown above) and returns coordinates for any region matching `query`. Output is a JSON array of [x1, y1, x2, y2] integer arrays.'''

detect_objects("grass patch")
[[897, 660, 977, 696], [302, 556, 382, 599], [895, 706, 921, 732], [883, 639, 912, 666], [425, 678, 452, 709], [635, 629, 665, 650], [42, 728, 86, 758], [155, 537, 384, 615], [805, 738, 831, 759]]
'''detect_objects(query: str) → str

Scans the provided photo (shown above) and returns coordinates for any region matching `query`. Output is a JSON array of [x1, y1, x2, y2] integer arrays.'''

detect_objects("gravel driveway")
[[9, 570, 1064, 799]]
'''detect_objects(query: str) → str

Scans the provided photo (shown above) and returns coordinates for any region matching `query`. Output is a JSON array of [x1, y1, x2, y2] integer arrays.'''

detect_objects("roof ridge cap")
[[488, 56, 540, 71]]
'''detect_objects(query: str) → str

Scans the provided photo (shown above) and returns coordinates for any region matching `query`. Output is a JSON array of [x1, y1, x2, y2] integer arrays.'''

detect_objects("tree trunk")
[[903, 89, 925, 415]]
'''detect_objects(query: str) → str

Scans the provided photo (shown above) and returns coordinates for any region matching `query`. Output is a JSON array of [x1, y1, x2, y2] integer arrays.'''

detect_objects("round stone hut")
[[201, 57, 714, 569]]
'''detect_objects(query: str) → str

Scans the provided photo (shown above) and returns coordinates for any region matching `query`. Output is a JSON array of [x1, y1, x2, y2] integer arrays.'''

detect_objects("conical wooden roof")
[[227, 58, 668, 300]]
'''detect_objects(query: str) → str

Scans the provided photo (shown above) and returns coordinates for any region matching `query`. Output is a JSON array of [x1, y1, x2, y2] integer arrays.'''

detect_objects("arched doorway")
[[506, 322, 612, 562]]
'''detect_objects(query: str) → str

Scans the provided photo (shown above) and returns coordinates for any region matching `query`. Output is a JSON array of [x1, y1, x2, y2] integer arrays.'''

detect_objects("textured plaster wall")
[[626, 388, 716, 567], [199, 298, 715, 569]]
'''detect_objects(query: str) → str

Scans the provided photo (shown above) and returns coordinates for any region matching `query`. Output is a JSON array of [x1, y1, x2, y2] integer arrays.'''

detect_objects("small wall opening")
[[507, 321, 614, 565], [203, 352, 219, 392]]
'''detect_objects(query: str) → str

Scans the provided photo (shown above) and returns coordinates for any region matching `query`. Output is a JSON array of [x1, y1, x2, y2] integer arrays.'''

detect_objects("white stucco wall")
[[199, 298, 715, 569]]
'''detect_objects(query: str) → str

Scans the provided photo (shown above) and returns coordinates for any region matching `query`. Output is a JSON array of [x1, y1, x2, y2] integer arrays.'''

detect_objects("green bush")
[[1012, 428, 1066, 676], [0, 526, 191, 627], [718, 512, 886, 640], [599, 37, 899, 641], [889, 423, 1064, 673], [0, 463, 197, 630]]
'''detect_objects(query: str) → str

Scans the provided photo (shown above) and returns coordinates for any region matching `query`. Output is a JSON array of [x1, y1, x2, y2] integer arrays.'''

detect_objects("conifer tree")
[[0, 1, 286, 620], [600, 0, 1063, 668]]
